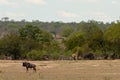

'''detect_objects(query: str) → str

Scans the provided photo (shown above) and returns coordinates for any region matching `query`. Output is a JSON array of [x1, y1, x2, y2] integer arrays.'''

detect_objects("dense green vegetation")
[[0, 19, 120, 60]]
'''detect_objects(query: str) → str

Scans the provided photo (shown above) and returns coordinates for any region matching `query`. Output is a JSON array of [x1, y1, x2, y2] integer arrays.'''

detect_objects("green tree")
[[18, 24, 57, 60], [61, 27, 74, 37], [65, 32, 85, 50], [78, 22, 105, 54], [88, 28, 104, 52], [20, 38, 41, 53], [19, 24, 53, 49], [8, 23, 19, 31], [104, 22, 120, 56], [19, 24, 40, 40], [81, 22, 102, 41], [0, 33, 21, 59]]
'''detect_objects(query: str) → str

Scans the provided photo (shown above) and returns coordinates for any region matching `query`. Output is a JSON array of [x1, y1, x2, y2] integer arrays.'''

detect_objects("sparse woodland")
[[0, 19, 120, 60]]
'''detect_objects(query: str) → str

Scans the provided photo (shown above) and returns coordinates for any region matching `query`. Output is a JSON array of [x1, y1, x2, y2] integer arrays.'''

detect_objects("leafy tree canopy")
[[65, 32, 85, 50], [104, 22, 120, 42], [19, 24, 53, 43], [0, 33, 21, 59]]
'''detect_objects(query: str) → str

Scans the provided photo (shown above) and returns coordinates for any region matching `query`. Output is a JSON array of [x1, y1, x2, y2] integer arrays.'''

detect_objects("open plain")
[[0, 60, 120, 80]]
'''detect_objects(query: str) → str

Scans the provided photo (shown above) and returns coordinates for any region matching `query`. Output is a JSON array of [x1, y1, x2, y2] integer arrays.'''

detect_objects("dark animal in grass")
[[84, 53, 95, 60], [22, 62, 36, 72], [110, 53, 117, 59]]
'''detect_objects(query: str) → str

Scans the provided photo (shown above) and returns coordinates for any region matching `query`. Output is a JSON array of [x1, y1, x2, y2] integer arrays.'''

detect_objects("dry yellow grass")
[[0, 60, 120, 80]]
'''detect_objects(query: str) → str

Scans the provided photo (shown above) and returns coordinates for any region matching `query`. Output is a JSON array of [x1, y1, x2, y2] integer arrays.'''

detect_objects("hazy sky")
[[0, 0, 120, 22]]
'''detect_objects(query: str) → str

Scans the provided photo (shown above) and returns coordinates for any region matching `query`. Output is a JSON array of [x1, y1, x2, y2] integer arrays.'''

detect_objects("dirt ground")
[[0, 60, 120, 80]]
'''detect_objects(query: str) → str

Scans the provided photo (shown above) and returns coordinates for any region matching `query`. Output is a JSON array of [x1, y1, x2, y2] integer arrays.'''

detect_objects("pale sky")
[[0, 0, 120, 22]]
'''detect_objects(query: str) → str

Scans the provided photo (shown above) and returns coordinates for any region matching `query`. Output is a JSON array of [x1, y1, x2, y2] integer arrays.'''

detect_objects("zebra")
[[22, 62, 36, 72]]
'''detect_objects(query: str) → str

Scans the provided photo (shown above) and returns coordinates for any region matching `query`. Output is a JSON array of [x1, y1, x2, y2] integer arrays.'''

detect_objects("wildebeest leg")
[[33, 67, 36, 72], [26, 67, 28, 72]]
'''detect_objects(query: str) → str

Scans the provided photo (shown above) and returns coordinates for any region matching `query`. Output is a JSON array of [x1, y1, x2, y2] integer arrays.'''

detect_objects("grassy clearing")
[[0, 60, 120, 80]]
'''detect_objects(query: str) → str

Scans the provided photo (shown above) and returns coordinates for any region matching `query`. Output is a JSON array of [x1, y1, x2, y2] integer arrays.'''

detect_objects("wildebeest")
[[22, 62, 36, 72], [83, 53, 95, 60]]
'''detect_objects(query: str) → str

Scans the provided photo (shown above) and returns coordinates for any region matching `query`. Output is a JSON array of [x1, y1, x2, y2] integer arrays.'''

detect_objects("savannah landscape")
[[0, 13, 120, 80], [0, 1, 120, 80], [1, 60, 120, 80]]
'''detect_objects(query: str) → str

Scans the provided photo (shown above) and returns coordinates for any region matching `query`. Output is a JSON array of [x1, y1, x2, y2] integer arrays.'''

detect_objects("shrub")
[[26, 50, 47, 60]]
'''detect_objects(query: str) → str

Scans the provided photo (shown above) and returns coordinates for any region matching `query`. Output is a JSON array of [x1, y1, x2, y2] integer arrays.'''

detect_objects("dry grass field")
[[0, 60, 120, 80]]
